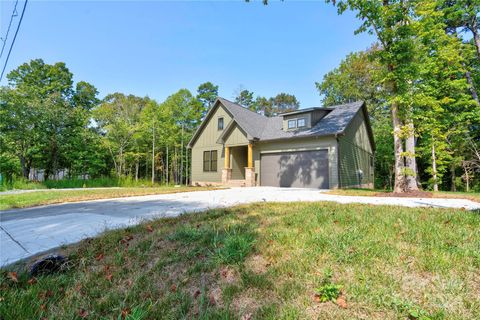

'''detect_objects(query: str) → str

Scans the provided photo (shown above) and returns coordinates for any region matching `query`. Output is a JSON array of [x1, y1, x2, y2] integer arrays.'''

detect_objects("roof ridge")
[[218, 97, 268, 119]]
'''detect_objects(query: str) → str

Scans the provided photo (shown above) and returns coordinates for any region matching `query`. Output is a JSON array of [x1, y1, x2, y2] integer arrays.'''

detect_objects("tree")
[[413, 0, 477, 191], [253, 96, 272, 115], [159, 89, 202, 184], [268, 93, 300, 115], [94, 93, 147, 176], [316, 48, 394, 189], [234, 89, 255, 110], [325, 0, 421, 193], [196, 82, 219, 118], [316, 47, 386, 117], [0, 59, 101, 180]]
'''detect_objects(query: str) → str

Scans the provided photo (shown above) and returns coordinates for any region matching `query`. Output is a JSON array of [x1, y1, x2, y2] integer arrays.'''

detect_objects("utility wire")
[[0, 0, 28, 82], [0, 0, 20, 60]]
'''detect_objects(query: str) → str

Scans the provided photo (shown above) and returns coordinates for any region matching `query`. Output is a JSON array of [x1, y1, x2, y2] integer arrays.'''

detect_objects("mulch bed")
[[375, 190, 433, 198]]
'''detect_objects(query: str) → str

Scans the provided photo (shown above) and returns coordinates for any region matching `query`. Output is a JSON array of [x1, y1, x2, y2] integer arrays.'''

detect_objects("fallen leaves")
[[120, 308, 130, 319], [208, 293, 216, 306], [170, 284, 177, 292], [241, 313, 253, 320], [95, 253, 104, 261], [78, 308, 89, 318], [27, 277, 37, 285], [336, 294, 348, 308], [146, 225, 154, 232], [193, 289, 201, 299], [7, 271, 18, 283]]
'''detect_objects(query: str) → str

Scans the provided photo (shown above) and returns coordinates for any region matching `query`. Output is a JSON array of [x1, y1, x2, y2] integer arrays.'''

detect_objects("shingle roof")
[[188, 97, 370, 148], [257, 101, 365, 141], [217, 98, 267, 140]]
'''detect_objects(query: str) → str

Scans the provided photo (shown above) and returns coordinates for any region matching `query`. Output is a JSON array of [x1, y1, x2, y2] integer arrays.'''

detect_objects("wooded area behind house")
[[0, 61, 301, 188], [0, 0, 479, 192]]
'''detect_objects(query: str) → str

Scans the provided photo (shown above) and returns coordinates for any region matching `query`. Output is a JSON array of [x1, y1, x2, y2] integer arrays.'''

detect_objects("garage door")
[[260, 150, 329, 188]]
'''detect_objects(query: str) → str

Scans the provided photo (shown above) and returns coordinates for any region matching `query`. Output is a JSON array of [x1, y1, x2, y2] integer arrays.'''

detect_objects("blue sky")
[[0, 0, 374, 108]]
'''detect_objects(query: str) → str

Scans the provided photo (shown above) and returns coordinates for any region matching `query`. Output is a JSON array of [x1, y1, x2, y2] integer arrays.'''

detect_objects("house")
[[187, 97, 375, 189]]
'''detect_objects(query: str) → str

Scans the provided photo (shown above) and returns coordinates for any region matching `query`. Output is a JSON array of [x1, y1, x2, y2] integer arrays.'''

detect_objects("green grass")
[[327, 188, 480, 203], [0, 177, 174, 191], [1, 202, 479, 319], [0, 186, 220, 210]]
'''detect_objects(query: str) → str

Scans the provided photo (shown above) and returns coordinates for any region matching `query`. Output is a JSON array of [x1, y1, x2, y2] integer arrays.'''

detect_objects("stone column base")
[[222, 168, 232, 184], [244, 167, 256, 187]]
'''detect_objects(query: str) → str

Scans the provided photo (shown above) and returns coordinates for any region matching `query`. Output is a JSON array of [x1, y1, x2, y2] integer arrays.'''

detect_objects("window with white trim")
[[288, 119, 297, 129], [297, 118, 306, 127]]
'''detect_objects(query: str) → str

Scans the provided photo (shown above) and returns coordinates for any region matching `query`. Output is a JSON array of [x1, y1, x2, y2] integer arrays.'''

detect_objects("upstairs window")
[[288, 119, 297, 129], [218, 117, 224, 130], [297, 118, 306, 127]]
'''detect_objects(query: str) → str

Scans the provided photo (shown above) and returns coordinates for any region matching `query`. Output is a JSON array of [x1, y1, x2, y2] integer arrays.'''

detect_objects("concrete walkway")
[[1, 187, 479, 267]]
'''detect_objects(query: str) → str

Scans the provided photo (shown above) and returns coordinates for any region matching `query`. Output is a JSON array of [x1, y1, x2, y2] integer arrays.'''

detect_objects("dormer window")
[[288, 119, 297, 129], [218, 117, 224, 130], [297, 118, 306, 128]]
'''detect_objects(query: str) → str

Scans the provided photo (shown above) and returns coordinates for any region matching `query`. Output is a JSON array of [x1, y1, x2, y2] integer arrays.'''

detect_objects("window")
[[211, 150, 217, 171], [288, 119, 297, 129], [297, 118, 306, 127], [203, 150, 218, 172], [218, 117, 224, 130], [203, 151, 210, 171]]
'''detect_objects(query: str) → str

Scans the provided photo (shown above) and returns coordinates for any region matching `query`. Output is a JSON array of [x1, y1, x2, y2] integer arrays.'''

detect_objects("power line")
[[0, 0, 28, 82], [0, 0, 20, 60]]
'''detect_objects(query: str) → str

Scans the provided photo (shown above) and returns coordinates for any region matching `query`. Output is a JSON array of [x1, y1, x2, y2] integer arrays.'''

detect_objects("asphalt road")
[[1, 187, 479, 267]]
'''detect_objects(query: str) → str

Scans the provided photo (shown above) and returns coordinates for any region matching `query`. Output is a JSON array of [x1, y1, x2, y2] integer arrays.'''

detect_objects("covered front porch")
[[221, 143, 256, 187]]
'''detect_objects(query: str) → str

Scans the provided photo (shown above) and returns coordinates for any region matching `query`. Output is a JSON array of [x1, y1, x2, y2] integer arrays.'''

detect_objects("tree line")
[[314, 0, 480, 192], [0, 60, 300, 185]]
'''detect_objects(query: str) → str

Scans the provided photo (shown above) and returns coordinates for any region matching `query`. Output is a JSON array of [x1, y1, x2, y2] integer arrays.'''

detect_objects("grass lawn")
[[0, 186, 220, 211], [1, 202, 479, 319], [327, 189, 480, 203]]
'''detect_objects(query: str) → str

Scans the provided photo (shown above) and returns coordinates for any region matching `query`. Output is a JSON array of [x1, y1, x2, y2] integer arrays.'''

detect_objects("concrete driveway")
[[1, 187, 479, 267]]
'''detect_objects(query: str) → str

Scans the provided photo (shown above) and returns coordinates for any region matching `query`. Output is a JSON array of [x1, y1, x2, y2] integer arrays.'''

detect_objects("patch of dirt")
[[376, 190, 433, 198], [244, 255, 270, 274], [219, 266, 239, 284], [231, 288, 263, 315]]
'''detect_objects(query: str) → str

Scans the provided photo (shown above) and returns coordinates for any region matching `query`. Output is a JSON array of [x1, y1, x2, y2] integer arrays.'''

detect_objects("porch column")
[[222, 146, 232, 184], [224, 146, 230, 168], [247, 143, 253, 168], [245, 143, 255, 187]]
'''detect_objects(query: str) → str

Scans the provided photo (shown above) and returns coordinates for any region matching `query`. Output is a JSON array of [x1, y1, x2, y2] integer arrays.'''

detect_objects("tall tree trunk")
[[469, 17, 480, 59], [463, 163, 470, 192], [135, 159, 139, 182], [405, 122, 419, 191], [19, 155, 29, 179], [465, 70, 480, 105], [166, 146, 169, 185], [431, 142, 438, 192], [180, 124, 184, 185], [392, 102, 406, 193], [451, 163, 456, 192]]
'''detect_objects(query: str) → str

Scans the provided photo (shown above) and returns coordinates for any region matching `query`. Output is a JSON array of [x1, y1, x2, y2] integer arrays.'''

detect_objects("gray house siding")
[[338, 110, 374, 188]]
